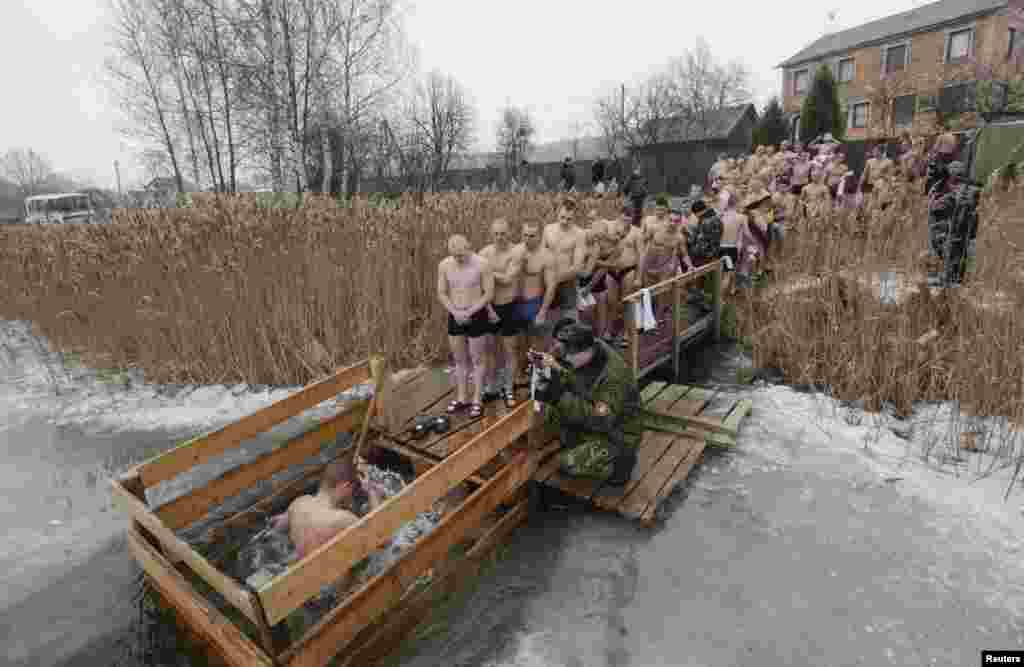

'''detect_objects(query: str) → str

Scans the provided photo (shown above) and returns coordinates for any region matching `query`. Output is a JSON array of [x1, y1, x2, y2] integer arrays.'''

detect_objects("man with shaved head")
[[437, 234, 494, 418], [479, 219, 526, 407], [517, 222, 558, 361]]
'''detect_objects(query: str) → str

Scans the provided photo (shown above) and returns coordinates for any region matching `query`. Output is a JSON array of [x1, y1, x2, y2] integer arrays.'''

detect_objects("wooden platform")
[[375, 378, 752, 527], [532, 382, 750, 525]]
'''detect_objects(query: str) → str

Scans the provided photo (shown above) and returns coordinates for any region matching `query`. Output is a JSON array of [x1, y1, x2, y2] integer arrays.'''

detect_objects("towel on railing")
[[634, 288, 658, 332]]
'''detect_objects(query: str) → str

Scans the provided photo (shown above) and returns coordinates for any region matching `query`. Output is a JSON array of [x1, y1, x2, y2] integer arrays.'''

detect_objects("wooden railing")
[[621, 259, 724, 379]]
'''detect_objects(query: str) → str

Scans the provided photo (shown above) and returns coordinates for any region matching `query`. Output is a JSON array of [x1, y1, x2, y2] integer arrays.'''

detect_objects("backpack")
[[689, 209, 723, 259]]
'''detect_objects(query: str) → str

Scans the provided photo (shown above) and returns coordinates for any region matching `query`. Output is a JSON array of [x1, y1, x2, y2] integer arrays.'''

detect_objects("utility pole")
[[114, 160, 122, 198]]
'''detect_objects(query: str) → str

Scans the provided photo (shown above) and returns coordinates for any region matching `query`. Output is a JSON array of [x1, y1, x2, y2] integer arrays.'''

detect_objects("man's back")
[[287, 495, 359, 559]]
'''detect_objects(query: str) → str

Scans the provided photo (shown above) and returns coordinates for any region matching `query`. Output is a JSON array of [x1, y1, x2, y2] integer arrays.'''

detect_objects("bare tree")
[[408, 69, 475, 189], [496, 104, 534, 178], [0, 148, 54, 196], [665, 37, 753, 141]]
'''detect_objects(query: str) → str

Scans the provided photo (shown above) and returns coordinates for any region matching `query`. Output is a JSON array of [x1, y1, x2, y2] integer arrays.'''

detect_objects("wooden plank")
[[158, 401, 370, 531], [640, 437, 707, 524], [261, 404, 533, 625], [591, 431, 678, 512], [622, 260, 723, 302], [282, 449, 539, 666], [705, 398, 752, 448], [375, 433, 489, 486], [640, 381, 668, 404], [127, 525, 274, 667], [141, 360, 372, 487], [617, 436, 702, 521], [332, 500, 528, 667], [110, 477, 262, 627], [427, 405, 509, 458], [647, 384, 693, 412], [379, 367, 454, 435]]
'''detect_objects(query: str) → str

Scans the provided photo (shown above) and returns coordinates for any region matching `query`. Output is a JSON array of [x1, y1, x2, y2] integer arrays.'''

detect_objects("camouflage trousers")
[[559, 436, 616, 479], [558, 430, 641, 480]]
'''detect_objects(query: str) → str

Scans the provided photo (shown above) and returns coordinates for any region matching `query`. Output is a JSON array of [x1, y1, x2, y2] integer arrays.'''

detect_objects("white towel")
[[723, 254, 734, 271], [634, 288, 658, 332]]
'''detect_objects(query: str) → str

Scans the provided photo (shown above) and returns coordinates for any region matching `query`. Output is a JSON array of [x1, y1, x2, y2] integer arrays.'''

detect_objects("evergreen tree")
[[753, 97, 789, 147], [799, 64, 844, 142]]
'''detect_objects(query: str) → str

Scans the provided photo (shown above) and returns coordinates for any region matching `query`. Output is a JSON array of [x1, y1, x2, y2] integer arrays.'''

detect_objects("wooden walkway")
[[373, 370, 751, 526]]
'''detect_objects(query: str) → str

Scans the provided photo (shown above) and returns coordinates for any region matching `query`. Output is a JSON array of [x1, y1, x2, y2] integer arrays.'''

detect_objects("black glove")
[[534, 371, 564, 404]]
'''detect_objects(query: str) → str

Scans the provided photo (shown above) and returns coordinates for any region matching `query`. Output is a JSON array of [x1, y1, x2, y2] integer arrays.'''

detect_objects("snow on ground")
[[734, 383, 1024, 616]]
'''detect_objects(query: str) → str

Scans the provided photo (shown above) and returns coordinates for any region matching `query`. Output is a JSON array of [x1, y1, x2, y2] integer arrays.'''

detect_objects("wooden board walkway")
[[375, 377, 752, 527]]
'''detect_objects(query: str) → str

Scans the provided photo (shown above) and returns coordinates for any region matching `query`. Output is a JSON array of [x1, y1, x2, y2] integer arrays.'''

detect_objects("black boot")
[[606, 451, 638, 487], [528, 480, 548, 513]]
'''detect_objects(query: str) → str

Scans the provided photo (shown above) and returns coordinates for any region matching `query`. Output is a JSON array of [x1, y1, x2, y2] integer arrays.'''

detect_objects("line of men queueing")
[[437, 195, 727, 419]]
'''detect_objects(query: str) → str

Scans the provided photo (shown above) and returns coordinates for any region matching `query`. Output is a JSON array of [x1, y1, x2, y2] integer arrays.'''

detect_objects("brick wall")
[[781, 11, 1014, 139]]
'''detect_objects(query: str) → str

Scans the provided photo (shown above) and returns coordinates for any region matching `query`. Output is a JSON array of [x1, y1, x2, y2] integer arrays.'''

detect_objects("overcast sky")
[[1, 0, 930, 190]]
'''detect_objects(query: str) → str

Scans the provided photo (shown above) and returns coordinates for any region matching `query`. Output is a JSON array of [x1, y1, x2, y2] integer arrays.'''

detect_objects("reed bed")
[[735, 185, 1024, 439], [0, 192, 621, 387]]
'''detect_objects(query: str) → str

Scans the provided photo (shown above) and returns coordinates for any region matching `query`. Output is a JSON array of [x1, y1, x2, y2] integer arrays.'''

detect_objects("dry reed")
[[0, 192, 621, 387]]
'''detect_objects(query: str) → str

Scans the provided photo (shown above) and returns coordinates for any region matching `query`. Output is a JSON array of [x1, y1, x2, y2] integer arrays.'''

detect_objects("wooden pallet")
[[533, 382, 751, 525]]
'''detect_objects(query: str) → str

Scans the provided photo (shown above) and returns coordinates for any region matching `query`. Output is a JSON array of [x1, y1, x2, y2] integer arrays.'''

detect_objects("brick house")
[[778, 0, 1023, 141]]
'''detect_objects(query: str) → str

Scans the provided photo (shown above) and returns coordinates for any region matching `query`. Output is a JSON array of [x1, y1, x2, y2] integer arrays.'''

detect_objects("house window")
[[793, 69, 809, 95], [838, 58, 855, 82], [882, 42, 909, 75], [850, 101, 869, 129], [939, 81, 977, 113], [946, 27, 974, 63], [893, 95, 916, 127]]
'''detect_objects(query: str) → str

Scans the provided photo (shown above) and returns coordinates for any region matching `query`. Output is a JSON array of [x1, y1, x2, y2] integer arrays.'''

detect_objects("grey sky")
[[2, 0, 925, 190]]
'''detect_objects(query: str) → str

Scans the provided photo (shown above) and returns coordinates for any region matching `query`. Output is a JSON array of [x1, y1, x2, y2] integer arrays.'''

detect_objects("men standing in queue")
[[437, 235, 494, 419], [479, 219, 525, 408], [530, 319, 642, 494], [543, 198, 587, 322]]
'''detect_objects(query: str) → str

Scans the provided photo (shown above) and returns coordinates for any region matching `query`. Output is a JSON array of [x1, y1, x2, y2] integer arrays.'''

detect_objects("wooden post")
[[631, 317, 640, 379], [672, 281, 681, 380], [710, 260, 723, 342]]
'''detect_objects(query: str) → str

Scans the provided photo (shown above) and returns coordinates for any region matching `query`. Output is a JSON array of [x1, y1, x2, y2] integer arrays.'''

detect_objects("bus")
[[24, 193, 96, 225]]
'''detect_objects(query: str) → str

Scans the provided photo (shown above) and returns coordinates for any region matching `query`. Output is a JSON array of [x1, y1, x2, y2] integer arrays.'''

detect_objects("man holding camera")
[[530, 319, 642, 488], [927, 161, 981, 288]]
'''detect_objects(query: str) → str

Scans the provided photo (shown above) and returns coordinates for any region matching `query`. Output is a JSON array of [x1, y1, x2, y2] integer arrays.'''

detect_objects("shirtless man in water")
[[275, 459, 388, 563], [437, 234, 494, 418], [542, 198, 587, 321], [517, 223, 558, 359], [479, 219, 524, 407]]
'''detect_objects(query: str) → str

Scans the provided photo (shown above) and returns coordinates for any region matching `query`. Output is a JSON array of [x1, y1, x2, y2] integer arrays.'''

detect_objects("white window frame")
[[944, 23, 976, 64], [792, 68, 810, 95], [881, 39, 912, 76], [848, 99, 870, 129], [837, 57, 855, 83]]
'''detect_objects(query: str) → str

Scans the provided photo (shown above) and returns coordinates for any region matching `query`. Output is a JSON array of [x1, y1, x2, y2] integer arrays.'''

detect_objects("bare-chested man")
[[642, 197, 672, 247], [517, 223, 558, 358], [859, 145, 885, 213], [802, 168, 832, 221], [542, 198, 587, 321], [479, 219, 525, 407], [607, 216, 643, 341], [640, 210, 684, 289], [437, 234, 494, 418], [583, 219, 616, 339], [276, 459, 388, 564]]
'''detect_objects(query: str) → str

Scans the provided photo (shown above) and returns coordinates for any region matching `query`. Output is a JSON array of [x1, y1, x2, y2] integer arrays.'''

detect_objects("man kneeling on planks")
[[531, 319, 642, 494]]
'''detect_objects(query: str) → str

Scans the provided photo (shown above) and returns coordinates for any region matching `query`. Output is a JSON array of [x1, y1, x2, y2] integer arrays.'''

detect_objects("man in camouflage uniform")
[[533, 319, 642, 486], [927, 161, 981, 288]]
